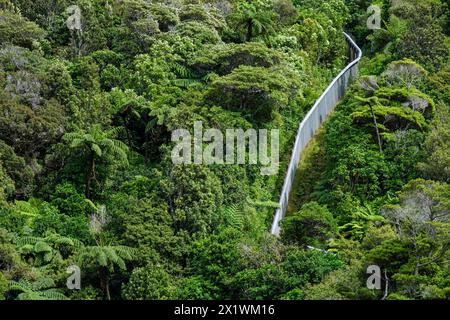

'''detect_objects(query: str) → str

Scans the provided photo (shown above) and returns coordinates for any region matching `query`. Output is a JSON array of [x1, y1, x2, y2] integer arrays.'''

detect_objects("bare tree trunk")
[[246, 19, 253, 42], [122, 114, 132, 147], [100, 268, 111, 300], [105, 279, 111, 301], [414, 256, 420, 276], [382, 269, 389, 300], [85, 151, 95, 199], [369, 104, 383, 153]]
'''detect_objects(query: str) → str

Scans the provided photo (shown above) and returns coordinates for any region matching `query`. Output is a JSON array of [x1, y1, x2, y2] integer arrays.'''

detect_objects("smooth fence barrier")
[[271, 33, 362, 235]]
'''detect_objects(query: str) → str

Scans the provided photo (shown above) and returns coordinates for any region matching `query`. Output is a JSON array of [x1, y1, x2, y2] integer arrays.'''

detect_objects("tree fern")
[[77, 245, 135, 271], [14, 200, 39, 226], [223, 204, 244, 230], [168, 62, 203, 88], [63, 124, 129, 198], [76, 244, 136, 300], [339, 203, 385, 240], [15, 233, 84, 265], [9, 278, 68, 300]]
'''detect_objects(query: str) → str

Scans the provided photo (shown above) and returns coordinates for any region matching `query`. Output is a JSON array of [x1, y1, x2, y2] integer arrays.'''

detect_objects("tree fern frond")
[[91, 143, 102, 157], [63, 132, 82, 142], [110, 139, 129, 153], [172, 78, 200, 88], [168, 62, 195, 79], [106, 126, 126, 138], [246, 198, 280, 208], [18, 244, 34, 254], [114, 246, 135, 260], [145, 118, 157, 133], [30, 277, 55, 291], [223, 205, 244, 230], [9, 280, 32, 293], [69, 138, 85, 148], [38, 289, 68, 300], [15, 235, 39, 246], [34, 241, 52, 253]]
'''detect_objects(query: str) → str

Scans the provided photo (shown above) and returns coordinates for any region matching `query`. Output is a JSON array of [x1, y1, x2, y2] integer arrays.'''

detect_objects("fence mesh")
[[271, 33, 362, 235]]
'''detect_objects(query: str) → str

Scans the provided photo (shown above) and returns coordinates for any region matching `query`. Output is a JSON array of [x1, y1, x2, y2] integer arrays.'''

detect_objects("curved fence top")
[[310, 33, 362, 111], [271, 32, 362, 235]]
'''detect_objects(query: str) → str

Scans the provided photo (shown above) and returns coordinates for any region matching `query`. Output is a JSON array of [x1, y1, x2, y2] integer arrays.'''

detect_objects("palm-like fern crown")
[[9, 277, 68, 300], [78, 245, 136, 272], [63, 125, 129, 165]]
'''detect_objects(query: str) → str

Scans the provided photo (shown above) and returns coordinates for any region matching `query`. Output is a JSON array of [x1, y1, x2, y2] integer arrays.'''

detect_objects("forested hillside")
[[0, 0, 448, 300]]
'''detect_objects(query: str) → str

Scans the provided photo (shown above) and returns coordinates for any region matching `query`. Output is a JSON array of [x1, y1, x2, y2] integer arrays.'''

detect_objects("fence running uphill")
[[271, 33, 362, 235]]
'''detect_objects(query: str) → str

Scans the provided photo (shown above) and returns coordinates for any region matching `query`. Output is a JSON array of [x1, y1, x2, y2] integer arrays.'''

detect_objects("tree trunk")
[[122, 114, 132, 147], [369, 104, 383, 153], [85, 151, 95, 199], [105, 279, 111, 301], [100, 267, 111, 300], [381, 269, 389, 300], [246, 19, 253, 42]]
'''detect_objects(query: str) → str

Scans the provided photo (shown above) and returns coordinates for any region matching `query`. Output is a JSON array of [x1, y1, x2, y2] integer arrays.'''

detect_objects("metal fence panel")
[[271, 33, 362, 235]]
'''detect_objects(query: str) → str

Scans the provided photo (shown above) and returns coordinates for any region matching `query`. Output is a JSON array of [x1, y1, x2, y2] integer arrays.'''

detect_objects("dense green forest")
[[0, 0, 448, 300]]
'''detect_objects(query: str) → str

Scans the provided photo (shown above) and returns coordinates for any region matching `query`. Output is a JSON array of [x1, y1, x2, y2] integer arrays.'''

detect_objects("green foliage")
[[0, 60, 68, 150], [187, 228, 244, 298], [0, 272, 7, 300], [0, 0, 447, 301], [220, 204, 245, 231], [149, 2, 179, 32], [350, 86, 434, 135], [15, 233, 82, 266], [281, 202, 337, 247], [426, 66, 450, 102], [69, 56, 100, 92], [382, 179, 450, 272], [302, 261, 376, 300], [176, 275, 219, 300], [122, 264, 176, 300], [191, 42, 283, 76], [0, 10, 45, 48], [0, 0, 19, 13], [77, 244, 135, 300], [50, 183, 92, 217], [381, 59, 428, 88], [339, 204, 386, 241], [0, 228, 28, 279], [283, 3, 449, 298], [418, 104, 450, 182], [161, 164, 223, 236], [9, 277, 68, 300], [365, 238, 410, 272], [393, 1, 449, 71], [307, 58, 438, 217], [0, 160, 14, 201], [280, 247, 345, 289], [120, 197, 186, 264], [368, 0, 449, 71], [78, 245, 134, 272], [175, 21, 222, 45], [229, 0, 278, 42], [231, 248, 344, 299], [63, 124, 129, 198], [208, 65, 301, 122], [291, 0, 349, 65]]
